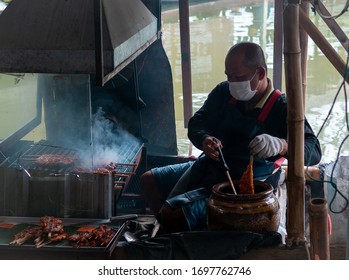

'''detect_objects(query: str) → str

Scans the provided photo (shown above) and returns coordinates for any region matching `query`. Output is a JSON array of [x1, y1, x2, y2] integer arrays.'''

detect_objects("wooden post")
[[283, 0, 306, 245], [273, 0, 283, 90], [94, 0, 104, 86], [179, 0, 193, 128]]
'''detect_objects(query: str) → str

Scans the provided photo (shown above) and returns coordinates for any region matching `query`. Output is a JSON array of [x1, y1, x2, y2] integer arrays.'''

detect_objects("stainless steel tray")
[[0, 216, 128, 259]]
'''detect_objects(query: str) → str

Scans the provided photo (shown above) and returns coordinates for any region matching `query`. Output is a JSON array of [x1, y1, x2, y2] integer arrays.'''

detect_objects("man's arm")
[[188, 83, 227, 150]]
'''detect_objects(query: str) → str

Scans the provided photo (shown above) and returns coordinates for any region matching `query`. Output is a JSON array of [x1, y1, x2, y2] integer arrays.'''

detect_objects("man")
[[140, 42, 322, 232]]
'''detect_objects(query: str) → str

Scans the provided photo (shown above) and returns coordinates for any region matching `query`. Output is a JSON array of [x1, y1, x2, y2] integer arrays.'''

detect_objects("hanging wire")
[[305, 45, 349, 214], [326, 135, 349, 213], [312, 0, 349, 20]]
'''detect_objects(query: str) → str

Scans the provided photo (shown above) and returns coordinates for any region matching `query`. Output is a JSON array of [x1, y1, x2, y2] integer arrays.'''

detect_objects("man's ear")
[[257, 67, 266, 80]]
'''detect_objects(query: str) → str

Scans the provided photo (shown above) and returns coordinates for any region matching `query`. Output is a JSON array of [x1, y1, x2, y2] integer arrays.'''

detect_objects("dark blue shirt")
[[187, 81, 322, 183]]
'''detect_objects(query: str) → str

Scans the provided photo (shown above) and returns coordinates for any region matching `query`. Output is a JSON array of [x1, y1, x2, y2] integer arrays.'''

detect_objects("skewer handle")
[[214, 138, 237, 194], [217, 145, 229, 171], [226, 170, 237, 195], [250, 155, 254, 165]]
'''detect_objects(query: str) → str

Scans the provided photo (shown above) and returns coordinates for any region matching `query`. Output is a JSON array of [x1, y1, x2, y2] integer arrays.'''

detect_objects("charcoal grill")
[[0, 0, 178, 222], [0, 138, 144, 218]]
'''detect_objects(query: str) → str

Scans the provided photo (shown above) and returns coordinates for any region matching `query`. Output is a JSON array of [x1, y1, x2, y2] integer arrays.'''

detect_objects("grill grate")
[[6, 140, 143, 176], [12, 142, 78, 173]]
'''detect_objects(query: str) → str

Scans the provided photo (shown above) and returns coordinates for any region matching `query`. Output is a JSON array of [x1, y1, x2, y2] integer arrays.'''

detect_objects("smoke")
[[78, 107, 141, 168]]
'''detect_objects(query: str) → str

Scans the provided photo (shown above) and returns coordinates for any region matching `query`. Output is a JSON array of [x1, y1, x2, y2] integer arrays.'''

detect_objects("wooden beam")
[[311, 0, 349, 51]]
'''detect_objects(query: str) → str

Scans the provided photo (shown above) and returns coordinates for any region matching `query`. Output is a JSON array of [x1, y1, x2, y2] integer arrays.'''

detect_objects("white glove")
[[248, 134, 286, 158]]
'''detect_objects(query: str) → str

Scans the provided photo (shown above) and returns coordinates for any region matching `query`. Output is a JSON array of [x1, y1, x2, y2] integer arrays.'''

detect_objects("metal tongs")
[[216, 141, 237, 195]]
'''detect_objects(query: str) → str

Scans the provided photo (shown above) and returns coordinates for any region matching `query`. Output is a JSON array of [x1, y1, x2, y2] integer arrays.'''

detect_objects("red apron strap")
[[274, 157, 286, 169], [229, 97, 237, 105], [229, 89, 285, 167], [258, 89, 282, 123]]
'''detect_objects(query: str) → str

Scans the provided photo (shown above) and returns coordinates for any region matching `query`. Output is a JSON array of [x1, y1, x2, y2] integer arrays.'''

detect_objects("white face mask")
[[228, 72, 258, 101]]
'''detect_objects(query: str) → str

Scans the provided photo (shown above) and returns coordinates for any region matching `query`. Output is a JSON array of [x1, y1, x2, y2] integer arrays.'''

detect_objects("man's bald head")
[[226, 42, 267, 74]]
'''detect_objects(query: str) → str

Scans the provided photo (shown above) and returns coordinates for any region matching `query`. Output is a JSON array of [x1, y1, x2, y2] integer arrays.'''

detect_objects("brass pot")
[[207, 181, 280, 232]]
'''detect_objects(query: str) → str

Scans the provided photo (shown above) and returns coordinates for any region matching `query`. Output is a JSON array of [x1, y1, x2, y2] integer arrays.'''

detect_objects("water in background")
[[161, 0, 349, 164]]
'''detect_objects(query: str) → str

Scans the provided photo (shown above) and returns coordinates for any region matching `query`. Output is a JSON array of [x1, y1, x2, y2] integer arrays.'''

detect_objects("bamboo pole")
[[283, 1, 306, 245], [299, 8, 349, 84], [299, 1, 310, 110], [309, 198, 330, 260]]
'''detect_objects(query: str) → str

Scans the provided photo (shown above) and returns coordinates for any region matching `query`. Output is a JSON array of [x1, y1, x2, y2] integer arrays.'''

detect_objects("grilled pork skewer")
[[9, 226, 41, 246], [239, 155, 254, 194], [10, 216, 68, 248]]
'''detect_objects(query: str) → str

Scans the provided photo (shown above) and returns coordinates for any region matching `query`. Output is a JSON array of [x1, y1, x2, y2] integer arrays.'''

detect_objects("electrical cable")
[[305, 44, 349, 214], [312, 0, 349, 20]]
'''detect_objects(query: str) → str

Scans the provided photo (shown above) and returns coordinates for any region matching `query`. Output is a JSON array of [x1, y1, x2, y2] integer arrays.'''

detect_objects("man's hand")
[[202, 136, 221, 161], [248, 134, 287, 158]]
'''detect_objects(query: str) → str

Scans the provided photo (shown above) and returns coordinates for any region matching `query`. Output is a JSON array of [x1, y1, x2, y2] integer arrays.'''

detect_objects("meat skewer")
[[9, 226, 41, 246], [9, 216, 68, 248], [68, 225, 116, 248], [239, 155, 254, 194], [9, 216, 116, 248]]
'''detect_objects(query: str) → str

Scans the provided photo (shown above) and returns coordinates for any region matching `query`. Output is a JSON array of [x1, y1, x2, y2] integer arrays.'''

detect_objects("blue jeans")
[[151, 161, 194, 198], [166, 187, 211, 231]]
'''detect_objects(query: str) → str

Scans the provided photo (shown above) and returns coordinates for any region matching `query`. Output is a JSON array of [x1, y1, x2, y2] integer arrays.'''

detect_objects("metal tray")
[[0, 216, 128, 259]]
